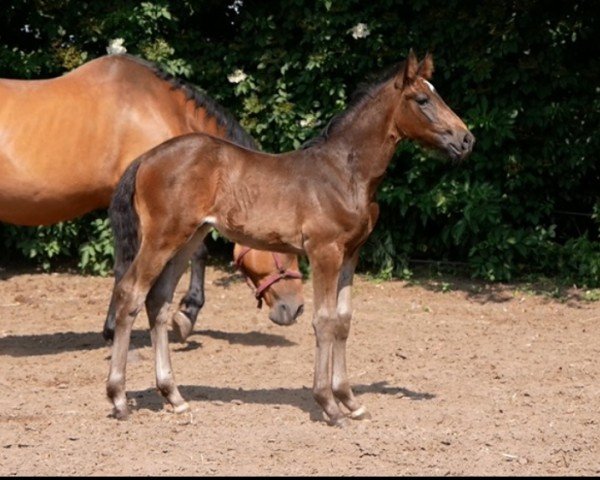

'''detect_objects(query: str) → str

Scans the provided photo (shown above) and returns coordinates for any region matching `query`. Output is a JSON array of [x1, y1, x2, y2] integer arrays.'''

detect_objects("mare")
[[106, 50, 475, 425], [0, 53, 304, 341]]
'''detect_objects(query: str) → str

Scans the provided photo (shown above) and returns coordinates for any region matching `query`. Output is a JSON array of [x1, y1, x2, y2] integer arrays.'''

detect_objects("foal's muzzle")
[[445, 131, 475, 161]]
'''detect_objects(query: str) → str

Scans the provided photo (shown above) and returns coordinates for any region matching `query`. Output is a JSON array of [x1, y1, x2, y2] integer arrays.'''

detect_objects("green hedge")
[[1, 0, 598, 286]]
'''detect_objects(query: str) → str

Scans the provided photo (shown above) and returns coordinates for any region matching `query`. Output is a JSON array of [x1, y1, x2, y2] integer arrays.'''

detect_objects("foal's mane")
[[121, 54, 257, 150], [301, 61, 404, 149]]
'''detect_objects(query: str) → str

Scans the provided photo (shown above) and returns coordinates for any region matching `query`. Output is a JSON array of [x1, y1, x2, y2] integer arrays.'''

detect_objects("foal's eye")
[[415, 95, 429, 106]]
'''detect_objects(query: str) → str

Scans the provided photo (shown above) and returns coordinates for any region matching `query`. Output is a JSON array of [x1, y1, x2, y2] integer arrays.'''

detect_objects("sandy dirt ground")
[[0, 263, 599, 476]]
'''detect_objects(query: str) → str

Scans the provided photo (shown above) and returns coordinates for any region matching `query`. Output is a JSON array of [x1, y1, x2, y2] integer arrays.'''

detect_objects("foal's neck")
[[324, 81, 400, 198]]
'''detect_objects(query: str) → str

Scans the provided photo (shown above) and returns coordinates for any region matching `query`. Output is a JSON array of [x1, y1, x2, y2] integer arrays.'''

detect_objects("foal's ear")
[[395, 48, 419, 89], [417, 52, 434, 80]]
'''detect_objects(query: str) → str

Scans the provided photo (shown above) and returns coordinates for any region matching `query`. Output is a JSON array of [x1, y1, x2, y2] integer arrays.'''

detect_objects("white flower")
[[349, 23, 370, 39], [107, 38, 127, 55], [227, 69, 247, 84]]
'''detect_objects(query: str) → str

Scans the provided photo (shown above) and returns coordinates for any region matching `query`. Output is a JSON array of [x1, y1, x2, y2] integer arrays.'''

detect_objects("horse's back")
[[0, 55, 188, 225]]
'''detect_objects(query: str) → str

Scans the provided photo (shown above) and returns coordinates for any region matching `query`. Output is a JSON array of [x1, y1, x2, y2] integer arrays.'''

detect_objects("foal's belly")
[[209, 215, 305, 256]]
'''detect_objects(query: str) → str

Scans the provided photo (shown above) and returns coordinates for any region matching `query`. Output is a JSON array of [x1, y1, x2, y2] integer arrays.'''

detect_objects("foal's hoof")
[[172, 401, 190, 414], [328, 415, 350, 428], [172, 311, 193, 343], [111, 407, 129, 421], [349, 405, 371, 421]]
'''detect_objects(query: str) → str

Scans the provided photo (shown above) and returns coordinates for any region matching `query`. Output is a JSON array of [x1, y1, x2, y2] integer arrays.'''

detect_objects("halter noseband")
[[234, 246, 302, 308]]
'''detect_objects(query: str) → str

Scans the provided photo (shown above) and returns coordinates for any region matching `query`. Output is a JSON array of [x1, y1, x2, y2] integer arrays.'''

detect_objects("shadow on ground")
[[124, 380, 436, 420], [0, 328, 295, 357]]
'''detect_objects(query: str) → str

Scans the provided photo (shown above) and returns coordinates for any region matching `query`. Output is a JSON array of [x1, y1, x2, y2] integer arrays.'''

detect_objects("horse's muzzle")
[[269, 302, 304, 326]]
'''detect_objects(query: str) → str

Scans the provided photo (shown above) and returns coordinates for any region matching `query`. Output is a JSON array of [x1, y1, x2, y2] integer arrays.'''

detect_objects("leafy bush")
[[0, 0, 598, 287], [2, 212, 114, 275]]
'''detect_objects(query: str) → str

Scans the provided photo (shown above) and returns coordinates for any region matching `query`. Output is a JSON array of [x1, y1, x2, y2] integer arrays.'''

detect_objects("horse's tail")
[[109, 158, 143, 283]]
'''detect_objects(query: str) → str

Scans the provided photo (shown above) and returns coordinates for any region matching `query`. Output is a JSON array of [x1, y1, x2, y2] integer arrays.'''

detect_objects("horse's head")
[[393, 50, 474, 161], [233, 245, 304, 326]]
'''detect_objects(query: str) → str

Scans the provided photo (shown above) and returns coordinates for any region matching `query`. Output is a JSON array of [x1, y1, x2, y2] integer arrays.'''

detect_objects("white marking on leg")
[[349, 405, 368, 419], [173, 402, 190, 414]]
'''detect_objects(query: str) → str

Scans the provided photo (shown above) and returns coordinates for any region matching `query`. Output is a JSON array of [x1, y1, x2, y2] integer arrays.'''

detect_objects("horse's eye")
[[415, 95, 429, 106]]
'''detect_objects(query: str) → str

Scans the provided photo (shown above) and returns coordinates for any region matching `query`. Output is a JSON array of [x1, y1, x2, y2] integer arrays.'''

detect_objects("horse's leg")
[[145, 239, 204, 413], [331, 251, 370, 420], [102, 287, 118, 343], [307, 242, 347, 426], [172, 241, 208, 343], [102, 249, 131, 343]]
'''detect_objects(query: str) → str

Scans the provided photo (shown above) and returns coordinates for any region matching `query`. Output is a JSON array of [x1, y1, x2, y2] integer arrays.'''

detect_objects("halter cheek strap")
[[234, 246, 302, 309]]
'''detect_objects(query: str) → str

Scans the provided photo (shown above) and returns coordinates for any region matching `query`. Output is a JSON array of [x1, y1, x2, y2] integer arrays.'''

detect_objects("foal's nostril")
[[295, 304, 305, 319], [462, 132, 475, 150]]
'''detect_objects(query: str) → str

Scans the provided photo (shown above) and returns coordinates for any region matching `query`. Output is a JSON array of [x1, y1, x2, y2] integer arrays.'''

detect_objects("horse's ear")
[[417, 52, 434, 80], [395, 48, 419, 89]]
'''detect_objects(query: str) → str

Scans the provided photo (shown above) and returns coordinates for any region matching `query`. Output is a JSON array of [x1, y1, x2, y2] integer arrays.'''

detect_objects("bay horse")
[[0, 53, 304, 340], [233, 244, 304, 320], [106, 50, 474, 425]]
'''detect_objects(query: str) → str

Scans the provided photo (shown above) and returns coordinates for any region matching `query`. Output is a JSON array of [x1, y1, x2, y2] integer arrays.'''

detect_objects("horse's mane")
[[301, 61, 404, 149], [120, 54, 258, 150]]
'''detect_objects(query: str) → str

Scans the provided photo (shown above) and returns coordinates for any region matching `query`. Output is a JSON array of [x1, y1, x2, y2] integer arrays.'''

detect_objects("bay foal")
[[107, 51, 474, 425]]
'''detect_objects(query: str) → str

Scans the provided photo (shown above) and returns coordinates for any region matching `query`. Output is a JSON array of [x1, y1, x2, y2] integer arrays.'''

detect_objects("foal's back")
[[133, 132, 324, 254]]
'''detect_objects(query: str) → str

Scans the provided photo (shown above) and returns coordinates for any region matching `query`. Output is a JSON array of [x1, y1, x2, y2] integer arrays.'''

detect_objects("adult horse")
[[0, 53, 304, 340], [106, 50, 475, 425]]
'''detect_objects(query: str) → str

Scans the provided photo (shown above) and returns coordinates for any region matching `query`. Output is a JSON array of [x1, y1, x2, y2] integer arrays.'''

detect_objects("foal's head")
[[392, 50, 474, 161]]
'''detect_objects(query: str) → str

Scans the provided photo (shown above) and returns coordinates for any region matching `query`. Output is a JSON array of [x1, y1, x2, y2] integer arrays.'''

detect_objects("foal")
[[106, 51, 474, 425]]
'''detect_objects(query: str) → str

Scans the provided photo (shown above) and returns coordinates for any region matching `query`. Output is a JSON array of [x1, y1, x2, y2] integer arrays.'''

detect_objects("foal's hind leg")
[[106, 240, 188, 419], [172, 241, 209, 343], [146, 251, 197, 413], [107, 269, 163, 418], [145, 227, 210, 413]]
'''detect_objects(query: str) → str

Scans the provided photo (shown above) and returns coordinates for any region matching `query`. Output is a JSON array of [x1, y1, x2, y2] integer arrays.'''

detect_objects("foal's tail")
[[109, 158, 143, 282], [102, 158, 142, 342]]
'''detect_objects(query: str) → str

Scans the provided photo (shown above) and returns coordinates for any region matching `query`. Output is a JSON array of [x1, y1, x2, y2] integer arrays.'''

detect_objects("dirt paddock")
[[0, 263, 598, 476]]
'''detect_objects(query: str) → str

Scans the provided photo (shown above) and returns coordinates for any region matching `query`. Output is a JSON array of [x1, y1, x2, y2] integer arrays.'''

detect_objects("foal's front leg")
[[309, 244, 349, 426], [332, 254, 369, 420]]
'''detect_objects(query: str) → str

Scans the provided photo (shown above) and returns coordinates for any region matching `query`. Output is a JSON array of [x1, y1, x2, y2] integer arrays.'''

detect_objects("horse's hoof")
[[172, 311, 193, 343], [349, 405, 371, 421], [102, 328, 115, 344]]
